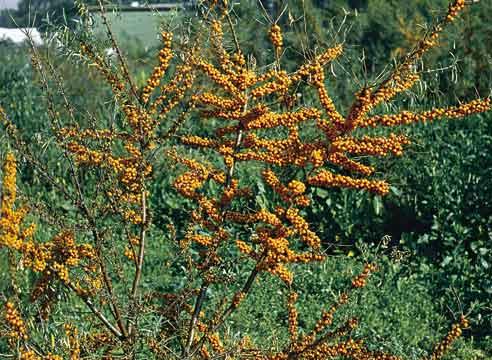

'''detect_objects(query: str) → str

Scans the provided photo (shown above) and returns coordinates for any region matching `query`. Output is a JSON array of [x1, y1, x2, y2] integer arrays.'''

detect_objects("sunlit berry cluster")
[[269, 24, 283, 51], [351, 263, 377, 288], [0, 152, 31, 250], [308, 169, 390, 196], [276, 268, 376, 359], [141, 31, 173, 103], [359, 98, 491, 128], [80, 42, 125, 94], [4, 301, 28, 342], [0, 154, 100, 304], [64, 323, 81, 360], [446, 0, 466, 22], [68, 30, 195, 260]]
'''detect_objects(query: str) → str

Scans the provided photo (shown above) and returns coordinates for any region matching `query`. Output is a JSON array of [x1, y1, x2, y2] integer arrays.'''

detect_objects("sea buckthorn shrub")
[[254, 0, 492, 337], [0, 0, 490, 358]]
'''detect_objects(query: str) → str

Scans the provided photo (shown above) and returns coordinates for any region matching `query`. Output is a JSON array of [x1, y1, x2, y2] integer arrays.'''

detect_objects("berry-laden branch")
[[171, 0, 488, 358]]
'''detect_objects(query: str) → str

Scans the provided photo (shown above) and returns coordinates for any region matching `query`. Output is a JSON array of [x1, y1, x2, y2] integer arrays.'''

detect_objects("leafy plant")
[[0, 0, 490, 359]]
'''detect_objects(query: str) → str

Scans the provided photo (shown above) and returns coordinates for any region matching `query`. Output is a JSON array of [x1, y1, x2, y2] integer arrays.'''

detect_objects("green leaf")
[[373, 196, 383, 216]]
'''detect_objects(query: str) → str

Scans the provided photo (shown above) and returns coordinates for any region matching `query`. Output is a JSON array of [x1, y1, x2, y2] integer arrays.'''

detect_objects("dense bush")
[[0, 0, 491, 358]]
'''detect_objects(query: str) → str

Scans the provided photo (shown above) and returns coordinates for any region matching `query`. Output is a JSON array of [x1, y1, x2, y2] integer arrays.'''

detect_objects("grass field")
[[92, 9, 181, 48]]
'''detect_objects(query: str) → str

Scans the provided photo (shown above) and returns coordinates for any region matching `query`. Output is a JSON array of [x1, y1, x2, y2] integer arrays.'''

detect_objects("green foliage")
[[304, 113, 492, 335], [223, 254, 492, 359], [3, 0, 76, 29]]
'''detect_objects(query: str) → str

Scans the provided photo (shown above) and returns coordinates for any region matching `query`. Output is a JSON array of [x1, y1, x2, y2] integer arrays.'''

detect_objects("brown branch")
[[225, 8, 240, 54], [128, 186, 148, 336], [183, 86, 249, 356], [187, 255, 265, 359], [183, 282, 208, 356], [96, 0, 140, 102], [67, 283, 124, 339], [26, 35, 128, 339]]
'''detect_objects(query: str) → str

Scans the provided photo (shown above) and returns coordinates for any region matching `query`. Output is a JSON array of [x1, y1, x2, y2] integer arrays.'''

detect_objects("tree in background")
[[0, 0, 75, 29]]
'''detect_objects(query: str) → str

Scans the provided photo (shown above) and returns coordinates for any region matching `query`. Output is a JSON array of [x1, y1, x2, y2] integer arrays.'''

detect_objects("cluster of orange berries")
[[287, 292, 299, 341], [200, 346, 211, 359], [124, 244, 136, 262], [268, 262, 294, 284], [352, 263, 377, 288], [228, 205, 325, 284], [1, 152, 16, 204], [231, 291, 246, 308], [1, 154, 96, 292], [207, 332, 225, 354], [235, 239, 253, 255], [141, 32, 173, 103], [328, 153, 375, 176], [336, 0, 469, 136], [76, 32, 193, 247], [61, 130, 150, 206], [295, 293, 350, 349], [0, 152, 100, 353], [209, 20, 234, 73], [0, 152, 28, 251], [371, 72, 420, 111], [247, 235, 292, 283], [64, 324, 81, 360], [331, 134, 410, 157], [251, 71, 291, 99], [262, 169, 309, 207], [57, 127, 116, 140], [308, 170, 390, 196], [269, 24, 283, 51], [245, 107, 321, 130], [122, 206, 142, 225], [285, 208, 320, 249], [343, 88, 373, 132], [4, 301, 28, 342], [425, 315, 469, 360], [192, 93, 240, 112], [286, 339, 404, 360], [80, 42, 125, 94], [219, 179, 251, 206], [210, 20, 224, 42], [194, 57, 241, 96], [122, 103, 154, 136], [188, 232, 214, 247], [249, 134, 323, 168], [174, 169, 209, 199], [148, 61, 195, 117], [446, 0, 466, 22], [315, 45, 344, 67], [21, 352, 63, 360], [65, 142, 104, 166], [292, 44, 343, 84], [360, 98, 491, 128], [18, 350, 39, 360], [164, 2, 489, 357], [309, 62, 345, 130]]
